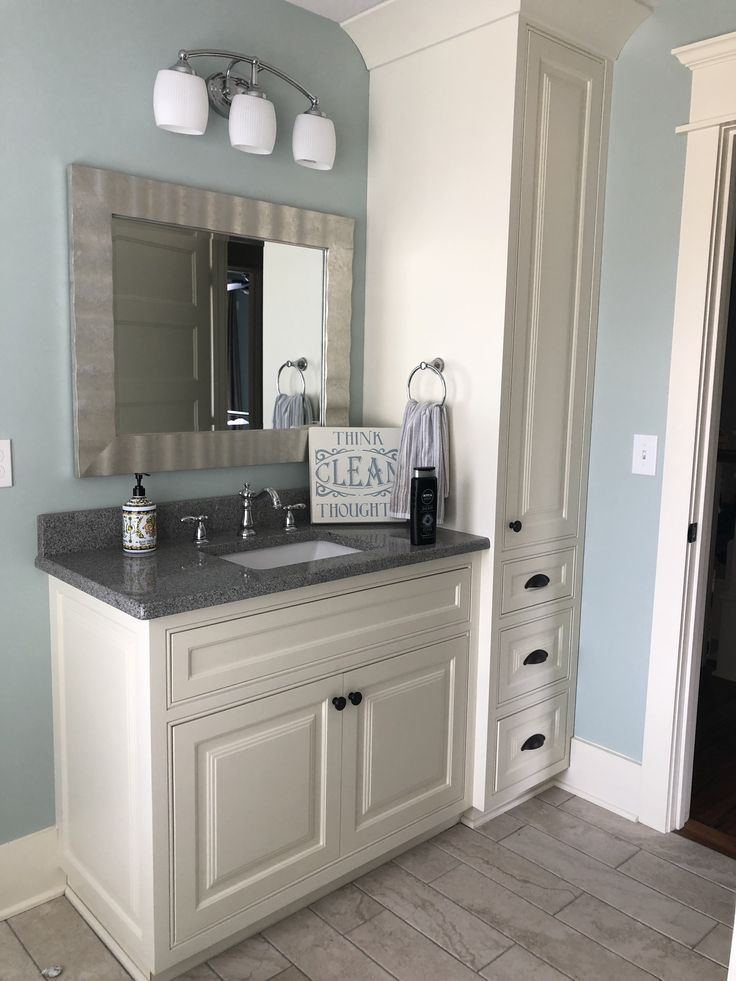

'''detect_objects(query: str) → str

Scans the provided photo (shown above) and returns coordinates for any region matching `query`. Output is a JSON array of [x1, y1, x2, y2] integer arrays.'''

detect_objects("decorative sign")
[[309, 427, 402, 523]]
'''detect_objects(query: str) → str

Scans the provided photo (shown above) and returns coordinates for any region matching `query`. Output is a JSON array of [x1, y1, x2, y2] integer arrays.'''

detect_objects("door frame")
[[640, 32, 736, 834]]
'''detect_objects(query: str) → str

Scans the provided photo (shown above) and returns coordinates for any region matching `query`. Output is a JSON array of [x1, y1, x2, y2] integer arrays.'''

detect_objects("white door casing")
[[642, 32, 736, 834]]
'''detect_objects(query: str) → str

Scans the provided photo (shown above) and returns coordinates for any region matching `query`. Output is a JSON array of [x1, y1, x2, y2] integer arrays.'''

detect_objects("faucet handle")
[[283, 503, 307, 531], [180, 514, 209, 545], [239, 481, 256, 500]]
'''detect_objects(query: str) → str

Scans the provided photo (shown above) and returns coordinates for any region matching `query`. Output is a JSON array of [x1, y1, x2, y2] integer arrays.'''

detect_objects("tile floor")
[[2, 788, 735, 980]]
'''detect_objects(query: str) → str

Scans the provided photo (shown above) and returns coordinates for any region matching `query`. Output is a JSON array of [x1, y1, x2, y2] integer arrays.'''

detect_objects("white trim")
[[673, 30, 736, 69], [341, 0, 654, 69], [554, 737, 642, 821], [642, 34, 736, 835], [66, 888, 147, 981], [0, 826, 65, 920]]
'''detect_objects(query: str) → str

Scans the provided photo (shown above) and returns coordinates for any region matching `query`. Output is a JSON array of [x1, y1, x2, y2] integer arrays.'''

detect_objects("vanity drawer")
[[494, 692, 568, 792], [168, 567, 471, 703], [497, 608, 573, 705], [500, 549, 575, 615]]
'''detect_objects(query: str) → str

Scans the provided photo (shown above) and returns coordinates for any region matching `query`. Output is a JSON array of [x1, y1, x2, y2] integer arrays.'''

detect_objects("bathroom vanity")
[[37, 506, 488, 981]]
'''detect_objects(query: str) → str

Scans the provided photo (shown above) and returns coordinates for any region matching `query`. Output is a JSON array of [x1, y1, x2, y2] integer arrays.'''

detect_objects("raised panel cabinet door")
[[171, 678, 342, 945], [502, 32, 606, 551], [340, 636, 468, 854]]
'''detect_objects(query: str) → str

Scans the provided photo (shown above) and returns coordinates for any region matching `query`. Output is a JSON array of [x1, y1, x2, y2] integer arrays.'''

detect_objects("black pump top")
[[132, 473, 150, 497]]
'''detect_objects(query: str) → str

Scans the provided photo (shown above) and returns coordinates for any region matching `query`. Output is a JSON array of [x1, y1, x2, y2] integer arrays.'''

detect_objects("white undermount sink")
[[220, 539, 362, 570]]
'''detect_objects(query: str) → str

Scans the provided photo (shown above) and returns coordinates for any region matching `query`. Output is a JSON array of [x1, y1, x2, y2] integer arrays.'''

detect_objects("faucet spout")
[[263, 487, 282, 509]]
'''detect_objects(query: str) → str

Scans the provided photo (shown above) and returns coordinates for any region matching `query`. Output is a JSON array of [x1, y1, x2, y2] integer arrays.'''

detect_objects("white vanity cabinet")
[[49, 554, 478, 981]]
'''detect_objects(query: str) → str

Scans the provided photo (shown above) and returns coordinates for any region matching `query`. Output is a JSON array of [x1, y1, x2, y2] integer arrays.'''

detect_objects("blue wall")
[[0, 0, 368, 846], [577, 0, 736, 761]]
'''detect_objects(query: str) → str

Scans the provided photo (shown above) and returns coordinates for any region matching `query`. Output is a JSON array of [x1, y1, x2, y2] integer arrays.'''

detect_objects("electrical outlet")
[[0, 439, 13, 487], [632, 434, 657, 476]]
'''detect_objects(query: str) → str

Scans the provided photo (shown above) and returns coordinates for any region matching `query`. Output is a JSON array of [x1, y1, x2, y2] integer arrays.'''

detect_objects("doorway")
[[681, 248, 736, 858]]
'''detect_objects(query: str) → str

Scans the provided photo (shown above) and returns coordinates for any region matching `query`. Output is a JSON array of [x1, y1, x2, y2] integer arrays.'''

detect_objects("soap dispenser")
[[122, 473, 157, 555]]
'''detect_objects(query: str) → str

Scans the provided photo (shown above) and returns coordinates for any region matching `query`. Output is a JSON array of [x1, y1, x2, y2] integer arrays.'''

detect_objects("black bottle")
[[410, 466, 438, 545]]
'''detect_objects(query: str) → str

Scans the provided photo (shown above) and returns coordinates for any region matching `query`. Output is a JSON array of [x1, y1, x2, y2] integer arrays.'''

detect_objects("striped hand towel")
[[388, 399, 450, 524]]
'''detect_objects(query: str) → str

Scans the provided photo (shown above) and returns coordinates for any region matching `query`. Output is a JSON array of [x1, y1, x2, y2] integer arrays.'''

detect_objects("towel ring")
[[276, 358, 307, 396], [407, 357, 446, 407]]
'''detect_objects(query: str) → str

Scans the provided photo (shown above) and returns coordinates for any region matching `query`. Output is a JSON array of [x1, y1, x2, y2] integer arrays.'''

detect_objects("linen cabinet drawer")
[[494, 692, 568, 792], [500, 549, 575, 615], [168, 566, 471, 703], [497, 608, 573, 705]]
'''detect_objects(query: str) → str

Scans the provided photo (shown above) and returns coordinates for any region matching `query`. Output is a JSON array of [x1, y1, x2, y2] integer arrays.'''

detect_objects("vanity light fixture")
[[153, 49, 336, 170]]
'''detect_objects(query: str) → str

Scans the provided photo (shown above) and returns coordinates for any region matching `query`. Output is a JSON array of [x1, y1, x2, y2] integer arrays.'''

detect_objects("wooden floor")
[[683, 668, 736, 858], [1, 789, 734, 980]]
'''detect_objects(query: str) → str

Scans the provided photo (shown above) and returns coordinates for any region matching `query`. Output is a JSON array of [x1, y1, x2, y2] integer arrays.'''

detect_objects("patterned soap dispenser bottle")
[[122, 473, 157, 555]]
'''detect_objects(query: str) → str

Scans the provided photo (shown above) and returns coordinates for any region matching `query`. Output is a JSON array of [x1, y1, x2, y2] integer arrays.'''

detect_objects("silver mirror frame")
[[68, 164, 353, 477]]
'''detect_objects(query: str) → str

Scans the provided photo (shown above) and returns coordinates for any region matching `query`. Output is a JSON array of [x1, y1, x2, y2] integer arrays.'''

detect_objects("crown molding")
[[342, 0, 657, 69], [672, 31, 736, 127], [673, 30, 736, 70]]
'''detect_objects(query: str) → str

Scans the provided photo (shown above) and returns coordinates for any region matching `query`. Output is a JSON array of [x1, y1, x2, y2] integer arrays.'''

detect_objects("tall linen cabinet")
[[484, 29, 607, 814], [357, 5, 620, 819]]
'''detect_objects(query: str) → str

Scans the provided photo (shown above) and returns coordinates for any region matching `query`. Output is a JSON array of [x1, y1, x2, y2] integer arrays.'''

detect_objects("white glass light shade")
[[153, 69, 208, 135], [292, 112, 336, 171], [228, 92, 277, 155]]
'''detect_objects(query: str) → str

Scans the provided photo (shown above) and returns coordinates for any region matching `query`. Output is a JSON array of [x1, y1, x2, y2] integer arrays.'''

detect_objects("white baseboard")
[[0, 826, 66, 920], [555, 736, 642, 821]]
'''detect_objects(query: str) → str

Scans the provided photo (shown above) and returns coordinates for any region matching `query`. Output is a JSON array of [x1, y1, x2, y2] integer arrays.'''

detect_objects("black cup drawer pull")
[[523, 649, 549, 666], [524, 573, 550, 590], [521, 733, 546, 752]]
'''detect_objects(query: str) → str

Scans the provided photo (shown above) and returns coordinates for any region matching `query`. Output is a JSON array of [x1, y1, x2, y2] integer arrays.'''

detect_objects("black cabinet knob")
[[521, 733, 546, 752], [332, 696, 347, 711], [509, 520, 522, 533], [523, 649, 549, 666], [524, 573, 550, 590], [348, 691, 363, 706]]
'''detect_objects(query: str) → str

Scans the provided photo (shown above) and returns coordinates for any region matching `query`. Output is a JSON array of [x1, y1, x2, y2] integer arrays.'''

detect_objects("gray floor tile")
[[356, 861, 511, 970], [310, 882, 383, 935], [503, 824, 716, 946], [347, 908, 479, 981], [558, 893, 727, 981], [9, 897, 130, 981], [207, 933, 290, 980], [393, 840, 460, 882], [0, 922, 39, 981], [560, 797, 663, 845], [263, 907, 394, 981], [537, 787, 574, 807], [510, 797, 640, 868], [696, 923, 734, 967], [473, 811, 525, 842], [433, 863, 652, 980], [271, 969, 309, 981], [562, 798, 736, 888], [174, 964, 220, 979], [433, 823, 580, 914], [618, 849, 736, 924], [479, 944, 570, 980]]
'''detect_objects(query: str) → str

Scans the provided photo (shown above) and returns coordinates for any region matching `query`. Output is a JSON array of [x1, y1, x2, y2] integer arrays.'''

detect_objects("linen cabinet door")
[[340, 636, 468, 854], [502, 31, 605, 551], [171, 678, 342, 944]]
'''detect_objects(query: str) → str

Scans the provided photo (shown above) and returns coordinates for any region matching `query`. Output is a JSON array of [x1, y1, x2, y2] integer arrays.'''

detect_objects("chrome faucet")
[[238, 483, 307, 536]]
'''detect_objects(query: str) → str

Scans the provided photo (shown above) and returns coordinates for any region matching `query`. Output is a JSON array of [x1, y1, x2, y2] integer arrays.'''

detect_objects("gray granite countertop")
[[36, 493, 489, 620]]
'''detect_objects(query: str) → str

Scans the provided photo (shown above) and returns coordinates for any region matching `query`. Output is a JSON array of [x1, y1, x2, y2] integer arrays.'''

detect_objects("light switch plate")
[[632, 434, 657, 476], [0, 439, 13, 487]]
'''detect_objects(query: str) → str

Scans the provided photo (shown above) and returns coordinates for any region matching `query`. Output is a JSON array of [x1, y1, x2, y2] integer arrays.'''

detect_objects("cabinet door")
[[171, 678, 341, 944], [502, 31, 605, 551], [340, 637, 468, 854]]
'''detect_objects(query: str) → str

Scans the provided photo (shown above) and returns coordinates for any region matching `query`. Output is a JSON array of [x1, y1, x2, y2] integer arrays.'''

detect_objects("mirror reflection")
[[112, 216, 324, 435]]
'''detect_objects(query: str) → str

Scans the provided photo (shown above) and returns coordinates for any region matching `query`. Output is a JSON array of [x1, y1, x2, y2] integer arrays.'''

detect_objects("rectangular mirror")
[[69, 165, 354, 477]]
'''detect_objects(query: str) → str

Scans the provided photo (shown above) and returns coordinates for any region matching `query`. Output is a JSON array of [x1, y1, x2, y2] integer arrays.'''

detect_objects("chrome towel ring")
[[276, 357, 307, 396], [406, 357, 446, 407]]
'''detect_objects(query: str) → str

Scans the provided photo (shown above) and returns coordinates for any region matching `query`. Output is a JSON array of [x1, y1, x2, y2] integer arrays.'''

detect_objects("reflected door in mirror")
[[111, 217, 323, 435]]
